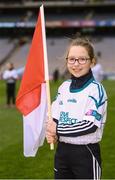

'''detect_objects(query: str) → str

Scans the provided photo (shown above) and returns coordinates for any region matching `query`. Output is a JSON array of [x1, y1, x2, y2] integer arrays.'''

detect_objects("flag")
[[16, 5, 49, 157]]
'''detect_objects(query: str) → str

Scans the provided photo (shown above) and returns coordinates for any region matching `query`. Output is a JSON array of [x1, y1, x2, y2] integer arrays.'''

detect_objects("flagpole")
[[40, 4, 54, 150], [46, 80, 54, 150]]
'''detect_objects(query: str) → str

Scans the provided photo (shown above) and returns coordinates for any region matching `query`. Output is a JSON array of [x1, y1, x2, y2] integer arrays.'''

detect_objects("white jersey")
[[52, 79, 107, 145], [3, 69, 18, 83]]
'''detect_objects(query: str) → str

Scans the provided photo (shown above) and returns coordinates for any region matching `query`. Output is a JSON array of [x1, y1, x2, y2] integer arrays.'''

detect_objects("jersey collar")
[[70, 69, 94, 92]]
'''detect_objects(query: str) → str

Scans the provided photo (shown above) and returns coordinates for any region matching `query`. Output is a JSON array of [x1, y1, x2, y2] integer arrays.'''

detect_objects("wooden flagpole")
[[46, 80, 54, 150], [40, 4, 54, 150]]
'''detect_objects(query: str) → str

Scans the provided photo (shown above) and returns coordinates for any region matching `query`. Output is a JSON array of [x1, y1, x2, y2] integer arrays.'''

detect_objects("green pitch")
[[0, 79, 114, 179]]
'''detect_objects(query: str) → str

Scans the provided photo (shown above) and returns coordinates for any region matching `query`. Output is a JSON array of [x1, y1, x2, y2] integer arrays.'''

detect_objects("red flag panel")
[[16, 10, 45, 115]]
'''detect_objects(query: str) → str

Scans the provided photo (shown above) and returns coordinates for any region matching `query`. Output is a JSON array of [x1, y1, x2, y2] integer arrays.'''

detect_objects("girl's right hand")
[[46, 131, 57, 144], [46, 119, 57, 144]]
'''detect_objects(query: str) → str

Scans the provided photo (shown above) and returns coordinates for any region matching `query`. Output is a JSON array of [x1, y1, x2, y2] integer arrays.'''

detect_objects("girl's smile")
[[67, 46, 94, 77]]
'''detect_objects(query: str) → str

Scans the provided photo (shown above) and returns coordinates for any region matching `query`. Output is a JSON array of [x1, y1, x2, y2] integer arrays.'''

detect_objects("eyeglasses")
[[66, 57, 91, 65]]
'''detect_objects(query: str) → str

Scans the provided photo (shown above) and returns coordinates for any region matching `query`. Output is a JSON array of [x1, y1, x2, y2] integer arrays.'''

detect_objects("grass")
[[0, 79, 115, 179]]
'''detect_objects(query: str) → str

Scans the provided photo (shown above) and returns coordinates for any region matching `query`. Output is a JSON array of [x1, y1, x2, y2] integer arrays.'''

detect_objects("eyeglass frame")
[[66, 56, 91, 65]]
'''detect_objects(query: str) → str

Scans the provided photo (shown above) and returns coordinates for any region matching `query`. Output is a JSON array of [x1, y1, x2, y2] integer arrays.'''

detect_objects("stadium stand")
[[0, 39, 17, 65], [0, 0, 115, 78], [4, 40, 31, 70], [1, 37, 115, 77]]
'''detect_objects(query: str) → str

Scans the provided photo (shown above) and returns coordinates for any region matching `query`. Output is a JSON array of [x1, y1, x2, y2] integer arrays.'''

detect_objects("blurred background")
[[0, 0, 115, 79], [0, 0, 115, 179]]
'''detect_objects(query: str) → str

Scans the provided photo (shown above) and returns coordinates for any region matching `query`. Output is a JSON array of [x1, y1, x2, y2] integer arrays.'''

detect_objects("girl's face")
[[67, 45, 94, 78]]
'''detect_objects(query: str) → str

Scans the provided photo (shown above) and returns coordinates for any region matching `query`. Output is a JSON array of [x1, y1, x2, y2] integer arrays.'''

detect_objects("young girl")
[[46, 37, 107, 179]]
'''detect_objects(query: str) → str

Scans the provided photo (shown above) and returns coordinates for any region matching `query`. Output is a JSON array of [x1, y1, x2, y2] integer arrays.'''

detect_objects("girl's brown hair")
[[66, 36, 95, 61]]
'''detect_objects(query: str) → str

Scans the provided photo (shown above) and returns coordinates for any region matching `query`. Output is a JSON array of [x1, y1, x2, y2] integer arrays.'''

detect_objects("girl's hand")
[[46, 120, 57, 136], [46, 131, 57, 144], [46, 119, 57, 144]]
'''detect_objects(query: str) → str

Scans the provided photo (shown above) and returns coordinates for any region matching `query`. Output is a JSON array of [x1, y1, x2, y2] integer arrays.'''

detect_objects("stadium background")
[[0, 0, 115, 179], [0, 0, 115, 77]]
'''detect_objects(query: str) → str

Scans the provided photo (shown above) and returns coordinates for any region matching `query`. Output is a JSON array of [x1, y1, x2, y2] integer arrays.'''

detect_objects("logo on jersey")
[[59, 111, 78, 125], [67, 98, 77, 103], [85, 109, 102, 121]]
